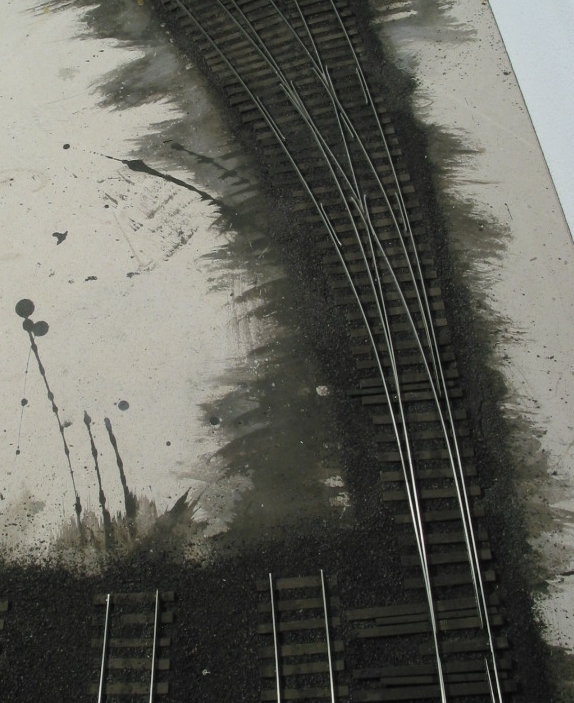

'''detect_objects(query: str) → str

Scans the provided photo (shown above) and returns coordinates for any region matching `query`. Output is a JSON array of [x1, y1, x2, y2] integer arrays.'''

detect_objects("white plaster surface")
[[0, 1, 269, 562], [372, 0, 574, 668]]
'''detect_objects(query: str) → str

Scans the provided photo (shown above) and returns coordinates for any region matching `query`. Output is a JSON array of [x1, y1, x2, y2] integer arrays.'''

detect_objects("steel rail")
[[320, 570, 336, 703], [97, 593, 111, 703], [149, 589, 160, 703], [268, 574, 282, 703]]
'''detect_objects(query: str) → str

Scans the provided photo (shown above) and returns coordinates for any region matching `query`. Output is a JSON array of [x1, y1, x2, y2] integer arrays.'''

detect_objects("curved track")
[[153, 1, 516, 700]]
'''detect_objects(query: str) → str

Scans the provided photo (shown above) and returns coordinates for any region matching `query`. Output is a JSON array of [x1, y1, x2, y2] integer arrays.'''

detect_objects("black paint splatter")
[[15, 299, 34, 318], [104, 417, 136, 530], [84, 412, 113, 548], [52, 231, 68, 245], [103, 154, 229, 212], [32, 320, 49, 336], [15, 299, 83, 531], [118, 400, 129, 411], [170, 142, 250, 184]]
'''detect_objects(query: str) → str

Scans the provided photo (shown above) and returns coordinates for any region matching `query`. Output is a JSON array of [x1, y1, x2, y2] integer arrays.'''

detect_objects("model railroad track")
[[257, 573, 347, 701], [152, 0, 515, 700], [90, 591, 174, 701]]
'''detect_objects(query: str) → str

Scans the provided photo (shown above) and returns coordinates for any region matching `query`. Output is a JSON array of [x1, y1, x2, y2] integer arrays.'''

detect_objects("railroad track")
[[258, 572, 347, 702], [90, 591, 174, 701], [152, 0, 516, 700]]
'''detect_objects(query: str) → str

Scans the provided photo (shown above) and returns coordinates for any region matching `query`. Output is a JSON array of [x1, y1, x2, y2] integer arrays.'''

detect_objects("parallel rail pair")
[[92, 591, 173, 701], [259, 573, 344, 703]]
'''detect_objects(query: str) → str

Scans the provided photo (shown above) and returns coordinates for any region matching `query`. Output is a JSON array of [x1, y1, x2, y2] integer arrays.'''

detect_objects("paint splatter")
[[15, 299, 83, 531], [52, 230, 68, 245]]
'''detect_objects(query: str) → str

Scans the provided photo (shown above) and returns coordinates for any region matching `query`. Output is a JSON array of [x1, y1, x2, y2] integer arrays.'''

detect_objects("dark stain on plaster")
[[170, 141, 250, 185], [84, 411, 114, 549], [52, 230, 68, 245], [15, 299, 83, 531], [104, 416, 137, 530], [104, 154, 228, 211]]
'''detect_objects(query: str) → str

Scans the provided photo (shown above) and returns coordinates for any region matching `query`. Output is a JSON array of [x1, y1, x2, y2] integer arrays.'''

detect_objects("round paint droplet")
[[22, 319, 34, 332], [33, 320, 49, 336], [63, 143, 70, 149], [209, 416, 220, 426], [16, 449, 20, 455], [166, 441, 171, 446], [118, 400, 129, 411], [21, 398, 28, 407], [15, 299, 35, 318]]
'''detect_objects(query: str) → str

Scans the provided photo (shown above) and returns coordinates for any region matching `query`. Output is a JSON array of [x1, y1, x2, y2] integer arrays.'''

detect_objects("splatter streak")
[[15, 347, 32, 456], [84, 412, 113, 548], [15, 299, 83, 532], [170, 142, 250, 184], [104, 417, 136, 532], [102, 154, 231, 213]]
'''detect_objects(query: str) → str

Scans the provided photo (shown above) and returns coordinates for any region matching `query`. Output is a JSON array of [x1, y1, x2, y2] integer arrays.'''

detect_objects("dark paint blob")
[[118, 400, 129, 411], [52, 230, 68, 245], [22, 319, 34, 332], [33, 321, 49, 337], [166, 441, 171, 446], [16, 449, 20, 455], [15, 299, 35, 318], [21, 398, 28, 407], [85, 276, 98, 282], [63, 143, 70, 149], [209, 416, 221, 426]]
